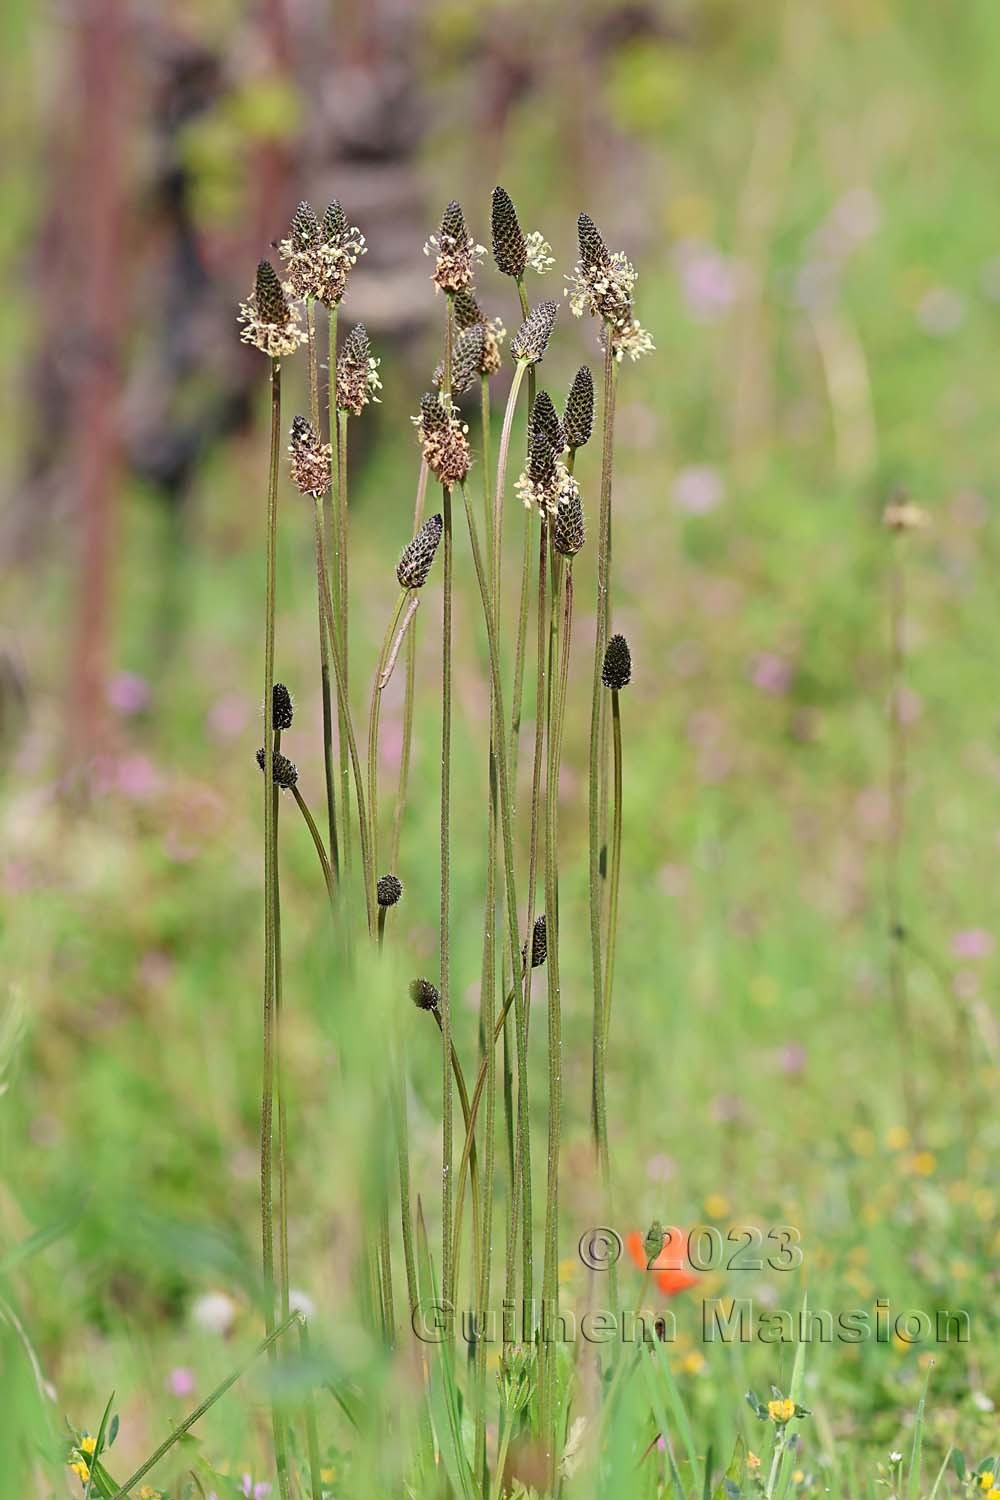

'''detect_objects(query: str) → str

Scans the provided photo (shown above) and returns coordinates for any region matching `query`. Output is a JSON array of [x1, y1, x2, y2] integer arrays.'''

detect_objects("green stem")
[[107, 1313, 301, 1500], [367, 589, 409, 887], [307, 318, 339, 882], [334, 404, 352, 872], [433, 1010, 482, 1311], [520, 521, 548, 1050], [452, 978, 520, 1282], [509, 278, 536, 788], [476, 373, 497, 1487], [328, 311, 351, 876], [297, 1319, 323, 1500], [389, 461, 429, 872], [540, 538, 565, 1477], [439, 293, 457, 1311], [391, 1034, 418, 1315], [589, 338, 618, 1178], [259, 360, 289, 1499], [314, 492, 376, 936], [378, 1192, 395, 1345], [439, 480, 454, 1309], [459, 481, 532, 1337], [887, 538, 919, 1139], [489, 358, 529, 1315], [602, 692, 624, 1046], [290, 783, 336, 913], [273, 757, 288, 1325]]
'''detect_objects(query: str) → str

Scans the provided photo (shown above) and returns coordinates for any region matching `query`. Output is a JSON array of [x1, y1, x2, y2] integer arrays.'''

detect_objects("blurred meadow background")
[[4, 0, 1000, 1493]]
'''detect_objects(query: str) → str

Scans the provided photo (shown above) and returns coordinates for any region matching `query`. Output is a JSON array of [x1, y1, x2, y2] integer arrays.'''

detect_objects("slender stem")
[[540, 542, 564, 1477], [107, 1313, 301, 1500], [452, 979, 520, 1277], [481, 373, 494, 585], [493, 362, 528, 565], [459, 481, 532, 1335], [589, 338, 618, 1167], [433, 1010, 482, 1309], [390, 461, 429, 872], [509, 279, 535, 788], [510, 518, 546, 1324], [273, 765, 288, 1324], [391, 1036, 418, 1315], [367, 589, 409, 885], [290, 784, 336, 913], [307, 326, 339, 881], [521, 521, 548, 1050], [378, 1192, 395, 1345], [314, 514, 339, 882], [297, 1319, 323, 1500], [314, 496, 376, 935], [490, 358, 529, 1315], [602, 692, 624, 1047], [306, 302, 320, 432], [438, 292, 457, 1312], [887, 538, 919, 1138], [475, 370, 497, 1488], [439, 480, 454, 1309], [334, 405, 352, 871], [381, 594, 420, 689], [261, 364, 280, 1319], [556, 567, 575, 800], [328, 311, 351, 874]]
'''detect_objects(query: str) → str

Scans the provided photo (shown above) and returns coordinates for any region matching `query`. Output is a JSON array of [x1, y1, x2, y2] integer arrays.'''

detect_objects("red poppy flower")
[[625, 1228, 700, 1296]]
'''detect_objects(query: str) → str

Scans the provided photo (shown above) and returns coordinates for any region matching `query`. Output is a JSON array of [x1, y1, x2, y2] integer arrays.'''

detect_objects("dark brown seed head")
[[491, 185, 526, 280], [453, 288, 484, 330], [435, 323, 486, 394], [396, 512, 444, 589], [530, 390, 563, 453], [336, 323, 376, 414], [602, 633, 632, 691], [530, 914, 547, 968], [577, 213, 610, 272], [440, 200, 466, 245], [563, 366, 594, 449], [553, 492, 585, 557], [255, 260, 288, 325], [256, 747, 298, 790], [419, 391, 449, 435], [377, 873, 403, 908], [341, 321, 370, 367], [322, 199, 347, 243], [291, 200, 320, 251], [272, 683, 294, 731], [527, 424, 557, 488], [289, 414, 331, 496], [410, 977, 440, 1012], [511, 300, 558, 364]]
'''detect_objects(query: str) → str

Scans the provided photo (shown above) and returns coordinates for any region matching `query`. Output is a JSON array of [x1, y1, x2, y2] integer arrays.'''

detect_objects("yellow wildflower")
[[320, 1469, 336, 1485], [80, 1436, 97, 1456], [792, 1471, 805, 1485], [768, 1398, 795, 1424], [885, 1125, 910, 1151], [704, 1193, 730, 1219], [69, 1460, 90, 1483], [747, 1452, 761, 1471], [680, 1351, 705, 1375], [907, 1150, 936, 1177], [979, 1472, 995, 1490]]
